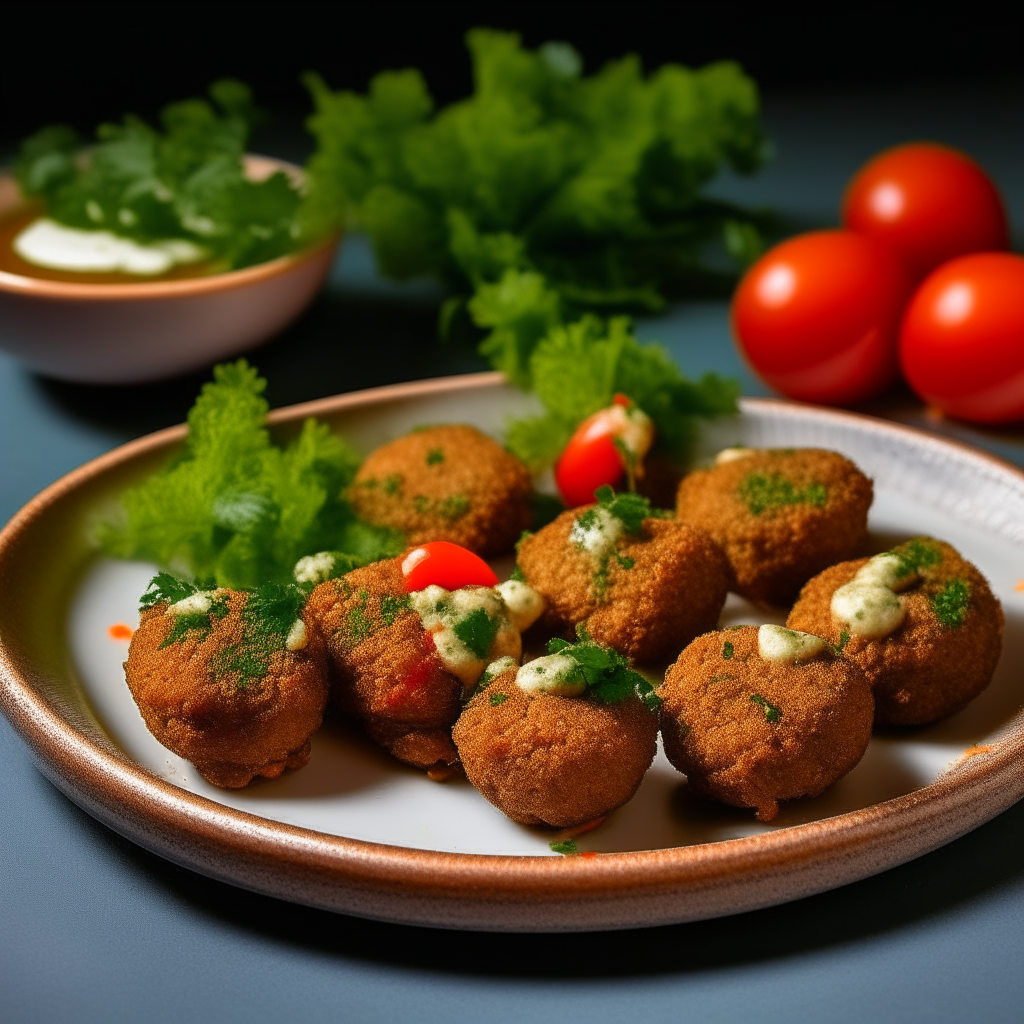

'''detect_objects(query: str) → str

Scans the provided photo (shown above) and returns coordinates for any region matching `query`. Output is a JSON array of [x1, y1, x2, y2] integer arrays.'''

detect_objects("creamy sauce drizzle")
[[515, 654, 585, 697], [831, 553, 915, 639], [570, 506, 623, 562], [758, 624, 826, 663]]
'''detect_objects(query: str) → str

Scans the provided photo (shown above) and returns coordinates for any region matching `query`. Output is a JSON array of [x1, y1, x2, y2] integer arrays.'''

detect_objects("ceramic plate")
[[1, 373, 1022, 931]]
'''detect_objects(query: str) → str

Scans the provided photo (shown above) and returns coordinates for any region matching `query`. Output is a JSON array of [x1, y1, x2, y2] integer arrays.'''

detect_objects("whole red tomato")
[[400, 541, 498, 592], [732, 230, 913, 405], [900, 252, 1024, 423], [843, 143, 1008, 282]]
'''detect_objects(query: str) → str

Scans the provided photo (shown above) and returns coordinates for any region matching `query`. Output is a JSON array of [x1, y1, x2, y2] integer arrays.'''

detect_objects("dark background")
[[3, 3, 1021, 153]]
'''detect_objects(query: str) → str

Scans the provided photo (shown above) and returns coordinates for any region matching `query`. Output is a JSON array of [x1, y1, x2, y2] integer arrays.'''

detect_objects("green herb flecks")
[[549, 839, 578, 856], [453, 608, 501, 659], [750, 693, 782, 724], [100, 361, 402, 590], [831, 630, 850, 656], [383, 474, 403, 496], [159, 593, 229, 649], [381, 593, 411, 627], [510, 563, 526, 583], [616, 554, 635, 570], [489, 692, 509, 707], [17, 81, 319, 271], [426, 448, 445, 466], [723, 641, 734, 660], [439, 495, 471, 521], [593, 485, 652, 535], [210, 582, 307, 687], [709, 673, 734, 683], [140, 571, 205, 611], [547, 629, 660, 710], [739, 473, 828, 516], [891, 538, 942, 578], [343, 590, 374, 647], [932, 578, 971, 628]]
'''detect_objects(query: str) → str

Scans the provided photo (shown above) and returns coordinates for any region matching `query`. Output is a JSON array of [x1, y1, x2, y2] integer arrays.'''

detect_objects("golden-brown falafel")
[[660, 625, 874, 821], [675, 448, 873, 606], [349, 425, 533, 556], [453, 668, 658, 827], [305, 558, 463, 769], [787, 538, 1003, 725], [125, 586, 329, 788], [517, 504, 731, 663]]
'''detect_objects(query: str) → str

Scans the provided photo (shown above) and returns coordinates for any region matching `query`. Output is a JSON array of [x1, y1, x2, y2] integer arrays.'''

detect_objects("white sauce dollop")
[[294, 551, 339, 585], [168, 591, 214, 616], [570, 506, 623, 562], [606, 403, 655, 463], [495, 579, 546, 632], [830, 552, 917, 639], [715, 446, 756, 465], [515, 654, 585, 697], [285, 619, 307, 651], [13, 217, 205, 275], [410, 585, 521, 688], [758, 624, 826, 663]]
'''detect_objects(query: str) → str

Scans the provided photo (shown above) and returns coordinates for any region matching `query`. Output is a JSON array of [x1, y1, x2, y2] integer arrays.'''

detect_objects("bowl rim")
[[0, 155, 337, 302], [1, 372, 1022, 930]]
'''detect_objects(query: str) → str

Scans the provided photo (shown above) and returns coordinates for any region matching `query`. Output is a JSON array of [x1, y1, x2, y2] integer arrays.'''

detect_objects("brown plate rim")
[[1, 372, 1022, 931]]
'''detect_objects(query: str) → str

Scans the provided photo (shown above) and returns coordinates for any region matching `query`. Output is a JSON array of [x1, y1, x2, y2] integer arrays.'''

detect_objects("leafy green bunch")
[[548, 627, 661, 710], [500, 312, 739, 471], [303, 28, 768, 311], [16, 81, 315, 270], [101, 360, 402, 589]]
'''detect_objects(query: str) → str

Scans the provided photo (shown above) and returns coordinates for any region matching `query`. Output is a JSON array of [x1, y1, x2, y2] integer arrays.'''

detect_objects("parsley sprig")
[[547, 627, 661, 710]]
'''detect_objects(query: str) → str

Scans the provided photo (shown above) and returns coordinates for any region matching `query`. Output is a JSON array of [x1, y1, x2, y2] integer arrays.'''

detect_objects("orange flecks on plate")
[[556, 816, 607, 840], [107, 623, 134, 641], [1015, 580, 1024, 592], [426, 765, 459, 782], [960, 744, 994, 763], [579, 851, 600, 859]]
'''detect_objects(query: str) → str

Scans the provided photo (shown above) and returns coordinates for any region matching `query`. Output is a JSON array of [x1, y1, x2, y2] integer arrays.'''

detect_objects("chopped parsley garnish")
[[159, 594, 229, 649], [343, 590, 374, 646], [616, 554, 635, 570], [592, 485, 651, 535], [380, 593, 411, 627], [547, 631, 661, 710], [549, 839, 578, 856], [892, 538, 942, 577], [210, 582, 307, 687], [453, 608, 500, 659], [723, 641, 734, 660], [426, 448, 445, 465], [439, 495, 471, 521], [739, 473, 828, 515], [140, 571, 204, 610], [413, 495, 429, 513], [932, 578, 971, 628], [383, 474, 402, 496], [510, 563, 526, 583], [831, 630, 850, 655], [489, 692, 508, 706], [750, 693, 782, 724], [709, 673, 734, 683]]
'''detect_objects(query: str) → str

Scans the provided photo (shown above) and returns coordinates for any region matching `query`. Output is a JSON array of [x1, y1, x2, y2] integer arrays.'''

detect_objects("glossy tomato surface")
[[732, 230, 913, 405], [401, 541, 498, 592], [843, 143, 1008, 282], [900, 252, 1024, 423], [555, 405, 627, 507]]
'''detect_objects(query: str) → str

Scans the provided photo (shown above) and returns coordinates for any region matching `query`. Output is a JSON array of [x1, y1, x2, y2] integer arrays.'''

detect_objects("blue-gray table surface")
[[2, 81, 1024, 1023]]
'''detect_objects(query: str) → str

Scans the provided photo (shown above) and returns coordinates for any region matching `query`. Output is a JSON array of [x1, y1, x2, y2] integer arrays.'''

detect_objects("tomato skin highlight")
[[732, 230, 913, 405], [555, 418, 625, 508], [843, 143, 1008, 283], [900, 252, 1024, 424], [401, 541, 498, 592]]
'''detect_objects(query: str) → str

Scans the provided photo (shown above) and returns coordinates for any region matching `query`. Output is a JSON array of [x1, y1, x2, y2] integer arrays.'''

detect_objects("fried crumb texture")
[[787, 539, 1003, 725], [676, 448, 873, 606], [660, 626, 874, 822], [305, 557, 462, 769], [349, 424, 533, 555], [124, 591, 329, 788], [517, 510, 731, 663], [453, 670, 658, 827]]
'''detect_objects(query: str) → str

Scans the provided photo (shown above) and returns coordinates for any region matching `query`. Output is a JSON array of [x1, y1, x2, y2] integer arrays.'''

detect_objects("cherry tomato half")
[[900, 252, 1024, 424], [843, 143, 1008, 282], [554, 395, 654, 508], [732, 230, 913, 405], [400, 541, 498, 592]]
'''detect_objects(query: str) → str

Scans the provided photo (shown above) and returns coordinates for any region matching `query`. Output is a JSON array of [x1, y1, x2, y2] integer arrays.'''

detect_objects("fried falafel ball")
[[675, 448, 873, 606], [660, 625, 874, 821], [517, 493, 731, 664], [125, 584, 329, 788], [453, 647, 659, 827], [787, 538, 1003, 726], [305, 555, 545, 770], [348, 425, 533, 556]]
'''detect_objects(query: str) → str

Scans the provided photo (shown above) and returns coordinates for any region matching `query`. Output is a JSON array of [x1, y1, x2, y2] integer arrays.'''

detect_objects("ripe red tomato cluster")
[[732, 143, 1024, 422]]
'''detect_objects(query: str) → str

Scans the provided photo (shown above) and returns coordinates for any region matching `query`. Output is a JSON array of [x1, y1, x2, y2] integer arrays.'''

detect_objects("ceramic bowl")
[[0, 157, 338, 384]]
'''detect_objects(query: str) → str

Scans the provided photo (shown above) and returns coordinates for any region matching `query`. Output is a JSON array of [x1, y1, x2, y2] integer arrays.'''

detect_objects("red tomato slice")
[[843, 143, 1008, 282], [401, 541, 498, 592], [732, 230, 913, 405], [900, 252, 1024, 423], [555, 412, 626, 508]]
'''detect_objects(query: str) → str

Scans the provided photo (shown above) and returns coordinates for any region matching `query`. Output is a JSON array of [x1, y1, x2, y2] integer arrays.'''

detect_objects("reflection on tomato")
[[900, 252, 1024, 423], [843, 143, 1008, 282], [554, 394, 654, 508], [400, 541, 498, 592], [732, 230, 913, 405]]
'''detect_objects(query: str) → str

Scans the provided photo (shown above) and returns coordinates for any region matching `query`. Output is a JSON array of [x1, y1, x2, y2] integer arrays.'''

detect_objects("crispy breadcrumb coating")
[[660, 626, 874, 821], [349, 425, 533, 555], [676, 448, 873, 606]]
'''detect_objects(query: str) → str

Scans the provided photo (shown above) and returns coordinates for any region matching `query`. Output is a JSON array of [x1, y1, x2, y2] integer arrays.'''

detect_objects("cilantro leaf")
[[453, 608, 501, 659], [139, 571, 201, 610], [593, 485, 651, 534], [545, 633, 660, 710], [932, 578, 971, 628]]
